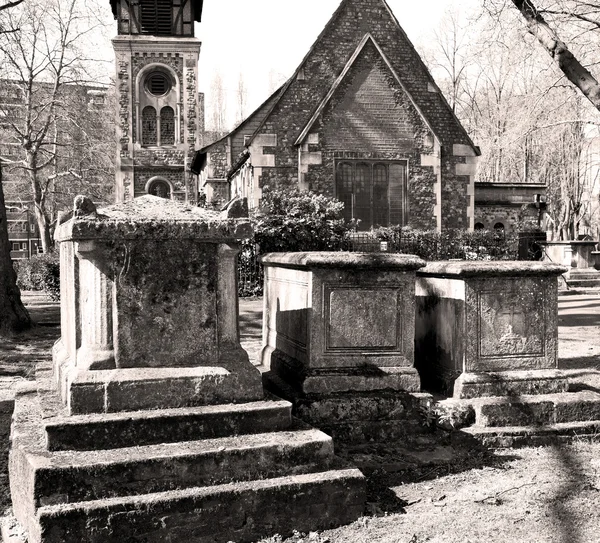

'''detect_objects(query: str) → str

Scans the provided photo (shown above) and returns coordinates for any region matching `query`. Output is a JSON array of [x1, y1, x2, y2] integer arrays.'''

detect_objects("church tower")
[[110, 0, 204, 203]]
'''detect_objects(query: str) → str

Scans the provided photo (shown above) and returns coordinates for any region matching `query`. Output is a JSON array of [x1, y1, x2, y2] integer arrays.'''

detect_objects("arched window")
[[148, 179, 171, 199], [474, 222, 485, 230], [142, 106, 157, 146], [160, 106, 175, 145], [494, 222, 506, 239]]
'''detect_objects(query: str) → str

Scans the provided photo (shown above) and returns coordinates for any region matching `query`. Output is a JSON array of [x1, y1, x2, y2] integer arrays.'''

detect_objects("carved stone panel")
[[325, 287, 400, 351]]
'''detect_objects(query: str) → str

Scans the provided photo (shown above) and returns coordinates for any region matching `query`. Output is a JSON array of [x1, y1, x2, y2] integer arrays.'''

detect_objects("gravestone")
[[415, 261, 567, 397], [261, 252, 432, 442], [416, 260, 600, 446], [9, 196, 365, 543]]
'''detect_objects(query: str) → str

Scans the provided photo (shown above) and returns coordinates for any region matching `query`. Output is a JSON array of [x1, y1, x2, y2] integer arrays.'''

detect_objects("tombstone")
[[415, 260, 568, 398], [261, 252, 432, 442], [9, 196, 365, 543], [415, 260, 600, 447]]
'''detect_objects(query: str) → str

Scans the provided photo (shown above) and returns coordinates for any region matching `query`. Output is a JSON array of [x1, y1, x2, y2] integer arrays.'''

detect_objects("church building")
[[110, 0, 204, 204], [197, 0, 480, 231]]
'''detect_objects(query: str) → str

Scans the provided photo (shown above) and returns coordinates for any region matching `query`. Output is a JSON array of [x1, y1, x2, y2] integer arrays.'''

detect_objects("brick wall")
[[476, 204, 538, 233]]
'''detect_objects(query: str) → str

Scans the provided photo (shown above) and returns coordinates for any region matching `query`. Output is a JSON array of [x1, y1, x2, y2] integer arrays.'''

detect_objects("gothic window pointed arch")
[[142, 106, 157, 146]]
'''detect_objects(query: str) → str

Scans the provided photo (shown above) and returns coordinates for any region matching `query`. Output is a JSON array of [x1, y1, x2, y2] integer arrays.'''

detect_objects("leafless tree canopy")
[[0, 0, 114, 253]]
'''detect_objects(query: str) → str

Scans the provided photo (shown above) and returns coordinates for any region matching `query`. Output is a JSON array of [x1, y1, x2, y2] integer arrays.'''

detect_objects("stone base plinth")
[[53, 340, 264, 415], [453, 370, 570, 399], [264, 368, 432, 444]]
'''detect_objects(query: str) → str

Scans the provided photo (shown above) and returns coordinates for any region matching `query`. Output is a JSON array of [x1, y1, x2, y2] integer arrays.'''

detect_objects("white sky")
[[97, 0, 480, 126]]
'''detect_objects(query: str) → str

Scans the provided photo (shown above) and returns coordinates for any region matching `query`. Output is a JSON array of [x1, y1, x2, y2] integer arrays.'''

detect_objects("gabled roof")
[[245, 0, 479, 155], [295, 33, 441, 148]]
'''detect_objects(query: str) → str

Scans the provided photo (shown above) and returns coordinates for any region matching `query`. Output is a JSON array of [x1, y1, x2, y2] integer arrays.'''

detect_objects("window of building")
[[148, 179, 171, 199], [146, 72, 171, 96], [140, 0, 173, 36], [335, 160, 408, 230], [142, 106, 157, 146], [160, 106, 175, 145], [11, 242, 26, 252]]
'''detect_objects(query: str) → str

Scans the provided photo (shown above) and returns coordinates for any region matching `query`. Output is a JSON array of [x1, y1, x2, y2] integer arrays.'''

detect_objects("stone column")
[[217, 243, 241, 346], [75, 241, 115, 371]]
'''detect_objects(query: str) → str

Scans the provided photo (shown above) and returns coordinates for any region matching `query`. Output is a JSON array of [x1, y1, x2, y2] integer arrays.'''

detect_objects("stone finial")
[[73, 195, 98, 218], [221, 196, 249, 219]]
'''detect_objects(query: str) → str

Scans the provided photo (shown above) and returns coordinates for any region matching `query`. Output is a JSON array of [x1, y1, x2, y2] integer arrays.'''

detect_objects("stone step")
[[566, 279, 600, 288], [15, 425, 336, 511], [469, 390, 600, 427], [30, 469, 366, 543], [62, 366, 264, 415], [460, 420, 600, 448], [44, 398, 293, 451]]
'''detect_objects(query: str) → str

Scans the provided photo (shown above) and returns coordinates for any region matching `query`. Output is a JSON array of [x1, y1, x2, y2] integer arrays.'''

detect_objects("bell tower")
[[110, 0, 204, 203]]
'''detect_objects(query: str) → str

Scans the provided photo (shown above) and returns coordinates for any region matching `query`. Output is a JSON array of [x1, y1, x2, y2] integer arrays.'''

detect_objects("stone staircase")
[[564, 268, 600, 292], [9, 365, 366, 543], [439, 374, 600, 447]]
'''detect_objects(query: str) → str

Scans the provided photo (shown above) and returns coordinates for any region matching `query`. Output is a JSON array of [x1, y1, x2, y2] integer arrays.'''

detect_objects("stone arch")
[[474, 222, 485, 230], [136, 63, 180, 146], [145, 176, 173, 199]]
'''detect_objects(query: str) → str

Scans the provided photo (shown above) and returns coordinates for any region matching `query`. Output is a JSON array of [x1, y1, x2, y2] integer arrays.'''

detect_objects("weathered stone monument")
[[415, 261, 600, 446], [261, 252, 432, 442], [9, 196, 365, 543]]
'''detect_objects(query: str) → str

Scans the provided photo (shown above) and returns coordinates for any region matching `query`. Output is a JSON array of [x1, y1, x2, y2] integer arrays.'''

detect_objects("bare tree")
[[427, 7, 471, 113], [0, 0, 110, 253], [208, 70, 228, 134], [236, 72, 248, 126]]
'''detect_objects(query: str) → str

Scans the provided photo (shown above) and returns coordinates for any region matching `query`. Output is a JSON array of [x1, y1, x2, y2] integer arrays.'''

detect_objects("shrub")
[[252, 188, 356, 253], [14, 252, 60, 300]]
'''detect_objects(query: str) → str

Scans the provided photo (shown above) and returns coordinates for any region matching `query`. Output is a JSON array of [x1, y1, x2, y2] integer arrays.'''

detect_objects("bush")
[[252, 188, 356, 253], [14, 252, 60, 300]]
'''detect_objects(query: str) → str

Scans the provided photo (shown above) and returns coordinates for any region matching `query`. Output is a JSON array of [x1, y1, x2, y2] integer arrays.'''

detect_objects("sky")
[[96, 0, 480, 127], [195, 0, 478, 124]]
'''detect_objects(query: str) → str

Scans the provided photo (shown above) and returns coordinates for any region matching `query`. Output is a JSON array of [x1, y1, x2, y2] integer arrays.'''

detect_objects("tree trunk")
[[511, 0, 600, 111], [33, 204, 52, 254], [0, 163, 32, 335]]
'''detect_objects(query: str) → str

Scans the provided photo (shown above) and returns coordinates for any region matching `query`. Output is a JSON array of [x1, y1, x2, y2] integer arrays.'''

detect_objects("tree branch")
[[0, 0, 24, 12], [511, 0, 600, 111]]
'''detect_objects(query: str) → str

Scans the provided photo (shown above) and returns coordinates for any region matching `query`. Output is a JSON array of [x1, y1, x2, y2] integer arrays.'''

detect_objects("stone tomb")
[[415, 261, 600, 446], [9, 196, 365, 543], [261, 252, 432, 442]]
